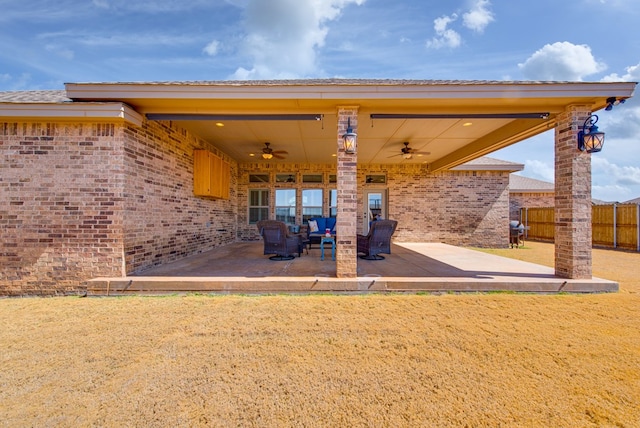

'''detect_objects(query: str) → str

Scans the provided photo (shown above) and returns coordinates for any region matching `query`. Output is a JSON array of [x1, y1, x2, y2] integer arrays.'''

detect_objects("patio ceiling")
[[65, 80, 636, 171]]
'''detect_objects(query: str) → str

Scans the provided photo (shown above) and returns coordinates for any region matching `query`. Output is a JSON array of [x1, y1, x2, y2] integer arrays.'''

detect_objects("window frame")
[[248, 188, 270, 224]]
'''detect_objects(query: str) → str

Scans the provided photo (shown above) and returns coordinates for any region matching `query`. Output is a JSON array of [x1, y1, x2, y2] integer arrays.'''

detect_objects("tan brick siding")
[[554, 106, 593, 279], [2, 117, 509, 295], [1, 122, 125, 295], [238, 163, 510, 248], [121, 120, 237, 274], [0, 120, 237, 295]]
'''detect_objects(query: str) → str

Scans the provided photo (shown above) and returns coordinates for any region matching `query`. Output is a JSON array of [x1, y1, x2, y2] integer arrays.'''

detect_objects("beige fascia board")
[[64, 81, 638, 103], [0, 102, 143, 126], [430, 119, 554, 173]]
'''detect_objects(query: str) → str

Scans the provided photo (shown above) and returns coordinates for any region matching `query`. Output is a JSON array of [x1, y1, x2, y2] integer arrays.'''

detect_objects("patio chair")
[[357, 219, 398, 260], [256, 220, 303, 260]]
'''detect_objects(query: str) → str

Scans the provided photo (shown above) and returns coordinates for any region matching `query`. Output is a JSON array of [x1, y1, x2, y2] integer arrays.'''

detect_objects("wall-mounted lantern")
[[342, 118, 357, 154], [577, 114, 605, 153]]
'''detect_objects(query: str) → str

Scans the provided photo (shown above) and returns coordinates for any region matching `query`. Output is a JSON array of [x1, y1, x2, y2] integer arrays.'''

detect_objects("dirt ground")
[[1, 242, 639, 427]]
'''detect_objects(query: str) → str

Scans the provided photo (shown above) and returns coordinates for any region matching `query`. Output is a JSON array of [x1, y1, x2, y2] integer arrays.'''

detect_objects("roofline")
[[64, 80, 637, 108], [0, 102, 143, 126]]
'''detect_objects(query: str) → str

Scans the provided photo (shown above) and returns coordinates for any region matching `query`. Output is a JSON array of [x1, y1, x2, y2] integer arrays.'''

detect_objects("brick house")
[[0, 80, 636, 295], [509, 174, 555, 220]]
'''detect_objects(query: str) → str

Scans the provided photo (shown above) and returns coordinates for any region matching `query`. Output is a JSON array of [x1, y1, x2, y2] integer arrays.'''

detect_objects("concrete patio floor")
[[87, 242, 618, 295]]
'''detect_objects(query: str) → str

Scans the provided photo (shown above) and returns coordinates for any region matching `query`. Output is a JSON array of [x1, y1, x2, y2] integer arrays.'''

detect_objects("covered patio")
[[1, 79, 637, 295], [86, 242, 617, 295]]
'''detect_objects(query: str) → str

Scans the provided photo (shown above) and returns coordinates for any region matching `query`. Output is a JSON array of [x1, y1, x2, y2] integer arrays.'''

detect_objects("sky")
[[1, 0, 639, 202]]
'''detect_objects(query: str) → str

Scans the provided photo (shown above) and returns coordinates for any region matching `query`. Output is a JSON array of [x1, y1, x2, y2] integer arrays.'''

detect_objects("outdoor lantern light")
[[342, 118, 357, 154], [577, 114, 605, 153]]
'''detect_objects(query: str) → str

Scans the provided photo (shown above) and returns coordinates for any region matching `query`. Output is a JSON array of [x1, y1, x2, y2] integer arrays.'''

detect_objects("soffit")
[[61, 80, 638, 169]]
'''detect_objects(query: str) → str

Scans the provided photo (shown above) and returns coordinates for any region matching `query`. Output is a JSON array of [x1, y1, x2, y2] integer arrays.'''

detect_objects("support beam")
[[554, 105, 592, 279], [336, 107, 358, 278]]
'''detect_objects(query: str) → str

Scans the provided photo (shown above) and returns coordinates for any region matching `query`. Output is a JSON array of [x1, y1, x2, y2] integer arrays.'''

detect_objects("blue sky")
[[1, 0, 639, 201]]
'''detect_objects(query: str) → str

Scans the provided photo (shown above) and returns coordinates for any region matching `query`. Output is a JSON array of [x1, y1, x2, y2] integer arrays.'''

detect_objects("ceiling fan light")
[[262, 152, 273, 160], [402, 153, 412, 159]]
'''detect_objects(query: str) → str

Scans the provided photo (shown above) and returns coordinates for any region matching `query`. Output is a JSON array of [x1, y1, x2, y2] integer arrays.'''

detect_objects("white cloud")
[[92, 0, 110, 8], [45, 44, 74, 60], [230, 0, 366, 80], [601, 61, 640, 82], [462, 0, 494, 33], [426, 14, 461, 49], [522, 159, 555, 183], [203, 40, 220, 56], [518, 41, 607, 81], [592, 157, 640, 201]]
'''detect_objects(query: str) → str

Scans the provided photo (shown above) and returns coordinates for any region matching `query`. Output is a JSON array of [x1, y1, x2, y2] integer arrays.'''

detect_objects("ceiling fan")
[[261, 142, 288, 160], [389, 142, 431, 160]]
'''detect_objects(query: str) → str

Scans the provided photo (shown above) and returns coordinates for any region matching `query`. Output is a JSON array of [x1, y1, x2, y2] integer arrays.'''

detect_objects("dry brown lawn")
[[1, 242, 639, 427]]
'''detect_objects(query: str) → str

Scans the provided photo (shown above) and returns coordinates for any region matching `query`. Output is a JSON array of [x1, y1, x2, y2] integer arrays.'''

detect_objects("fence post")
[[613, 203, 617, 249]]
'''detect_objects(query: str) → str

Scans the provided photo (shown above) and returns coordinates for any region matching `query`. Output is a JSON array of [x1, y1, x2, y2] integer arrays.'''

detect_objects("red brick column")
[[336, 107, 358, 278], [554, 106, 592, 279]]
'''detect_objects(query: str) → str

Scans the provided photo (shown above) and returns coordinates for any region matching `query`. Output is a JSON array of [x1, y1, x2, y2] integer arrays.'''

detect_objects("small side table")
[[320, 236, 336, 261]]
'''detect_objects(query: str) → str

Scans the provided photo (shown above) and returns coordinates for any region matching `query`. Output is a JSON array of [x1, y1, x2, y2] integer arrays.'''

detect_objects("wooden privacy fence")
[[520, 204, 640, 251]]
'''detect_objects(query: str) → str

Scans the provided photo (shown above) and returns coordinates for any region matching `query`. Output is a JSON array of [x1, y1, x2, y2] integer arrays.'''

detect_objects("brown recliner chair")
[[256, 220, 303, 260], [357, 219, 398, 260]]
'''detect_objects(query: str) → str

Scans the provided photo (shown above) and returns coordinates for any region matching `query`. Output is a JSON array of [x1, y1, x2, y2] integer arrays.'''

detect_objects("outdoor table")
[[320, 235, 336, 261]]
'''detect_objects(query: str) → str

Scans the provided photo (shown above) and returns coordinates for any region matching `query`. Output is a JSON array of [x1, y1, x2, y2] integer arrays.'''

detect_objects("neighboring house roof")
[[509, 174, 554, 193], [622, 197, 640, 204], [453, 157, 524, 172], [0, 90, 70, 103], [592, 198, 613, 205]]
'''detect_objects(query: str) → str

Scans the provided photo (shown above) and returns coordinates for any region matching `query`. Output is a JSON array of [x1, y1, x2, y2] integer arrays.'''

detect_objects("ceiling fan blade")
[[387, 153, 402, 158], [272, 150, 288, 155], [273, 153, 286, 159]]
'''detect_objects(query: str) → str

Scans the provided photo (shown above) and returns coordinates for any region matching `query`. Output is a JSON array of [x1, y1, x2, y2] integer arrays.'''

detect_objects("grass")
[[1, 241, 639, 427]]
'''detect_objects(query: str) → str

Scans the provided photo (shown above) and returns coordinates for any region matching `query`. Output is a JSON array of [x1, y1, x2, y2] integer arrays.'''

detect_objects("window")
[[276, 174, 296, 183], [366, 174, 386, 184], [249, 174, 269, 183], [275, 189, 296, 224], [248, 189, 269, 224], [302, 189, 322, 223], [302, 174, 323, 183], [329, 189, 337, 218]]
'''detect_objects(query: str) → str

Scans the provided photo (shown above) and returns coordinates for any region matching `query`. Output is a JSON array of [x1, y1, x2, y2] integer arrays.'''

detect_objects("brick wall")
[[1, 122, 126, 295], [122, 120, 237, 274], [237, 162, 510, 248], [2, 116, 508, 295], [0, 119, 237, 295], [554, 106, 592, 279], [510, 192, 554, 220]]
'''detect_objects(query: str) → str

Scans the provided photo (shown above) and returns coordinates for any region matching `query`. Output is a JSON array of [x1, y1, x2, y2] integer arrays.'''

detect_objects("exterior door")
[[363, 189, 387, 234]]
